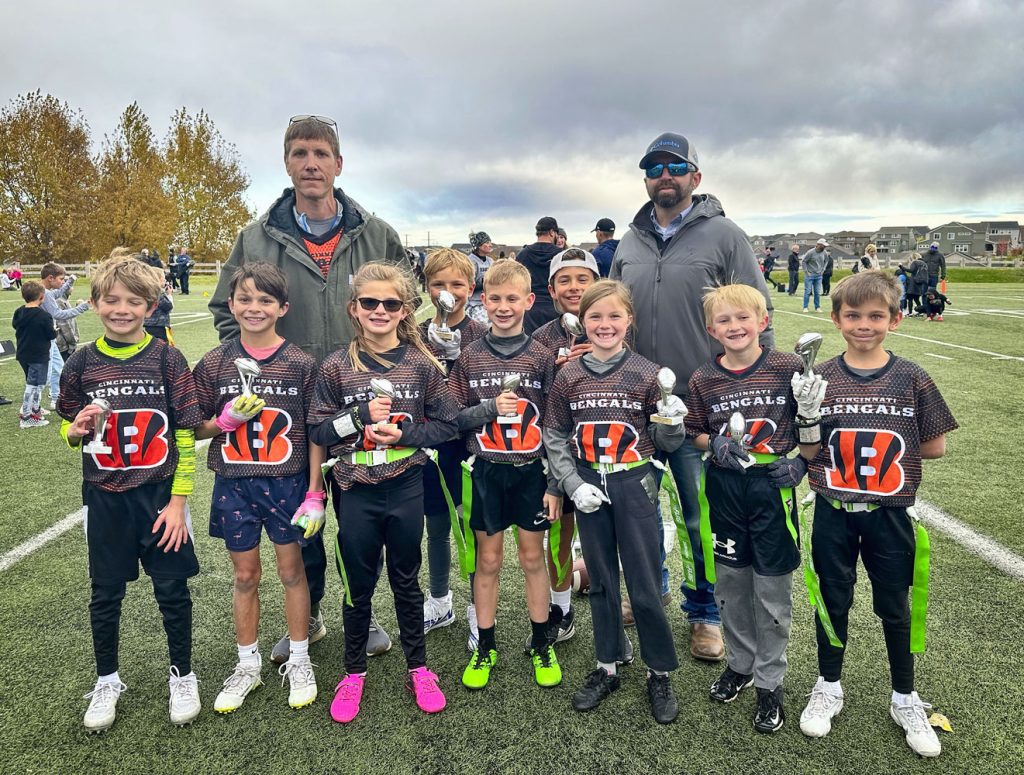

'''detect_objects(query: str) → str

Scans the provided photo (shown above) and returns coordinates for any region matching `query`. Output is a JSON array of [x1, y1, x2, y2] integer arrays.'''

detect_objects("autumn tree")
[[164, 108, 253, 262], [0, 91, 98, 265], [92, 102, 176, 258]]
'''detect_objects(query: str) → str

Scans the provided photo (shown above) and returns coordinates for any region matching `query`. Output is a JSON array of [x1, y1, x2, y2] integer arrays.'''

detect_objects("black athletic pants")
[[333, 467, 425, 673]]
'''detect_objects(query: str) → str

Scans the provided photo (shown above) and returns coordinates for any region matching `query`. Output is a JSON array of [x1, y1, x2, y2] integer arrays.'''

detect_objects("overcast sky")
[[3, 0, 1022, 248]]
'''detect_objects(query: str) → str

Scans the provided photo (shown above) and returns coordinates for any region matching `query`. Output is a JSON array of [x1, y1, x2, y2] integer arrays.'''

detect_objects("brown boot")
[[621, 596, 636, 627], [690, 623, 725, 662]]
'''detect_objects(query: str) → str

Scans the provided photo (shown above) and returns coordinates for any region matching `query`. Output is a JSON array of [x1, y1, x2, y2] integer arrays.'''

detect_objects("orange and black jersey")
[[447, 336, 555, 464], [808, 354, 958, 506], [532, 317, 635, 358], [57, 339, 203, 493], [685, 348, 802, 456], [419, 316, 488, 371], [193, 340, 316, 478], [308, 344, 460, 489], [544, 351, 662, 465]]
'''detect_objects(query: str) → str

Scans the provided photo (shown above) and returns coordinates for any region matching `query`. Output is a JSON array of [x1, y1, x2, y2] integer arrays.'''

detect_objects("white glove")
[[427, 322, 462, 360], [656, 394, 687, 418], [791, 372, 827, 419], [571, 483, 611, 514]]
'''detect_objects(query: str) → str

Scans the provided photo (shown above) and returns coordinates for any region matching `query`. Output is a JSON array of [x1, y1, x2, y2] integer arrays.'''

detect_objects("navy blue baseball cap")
[[639, 132, 699, 170]]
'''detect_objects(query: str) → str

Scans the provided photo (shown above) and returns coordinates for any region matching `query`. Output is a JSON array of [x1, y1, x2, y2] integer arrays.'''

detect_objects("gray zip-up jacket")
[[610, 194, 774, 397], [801, 247, 828, 276], [209, 187, 407, 364]]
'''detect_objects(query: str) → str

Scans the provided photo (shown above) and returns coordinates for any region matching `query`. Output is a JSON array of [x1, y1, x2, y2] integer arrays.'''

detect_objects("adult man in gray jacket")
[[210, 115, 409, 664], [800, 238, 829, 312], [611, 132, 774, 663]]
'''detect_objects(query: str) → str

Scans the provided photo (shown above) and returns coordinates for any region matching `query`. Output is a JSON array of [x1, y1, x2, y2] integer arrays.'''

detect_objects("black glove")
[[766, 455, 808, 489], [709, 434, 750, 472]]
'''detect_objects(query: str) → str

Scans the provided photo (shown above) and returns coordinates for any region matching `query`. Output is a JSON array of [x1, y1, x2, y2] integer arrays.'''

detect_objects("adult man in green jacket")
[[210, 115, 409, 664]]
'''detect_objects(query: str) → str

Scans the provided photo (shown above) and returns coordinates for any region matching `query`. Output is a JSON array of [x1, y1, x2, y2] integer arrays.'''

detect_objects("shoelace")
[[337, 676, 363, 700], [411, 669, 441, 695], [84, 680, 127, 708], [649, 675, 671, 700], [280, 661, 316, 688], [533, 647, 553, 667], [169, 669, 198, 704], [471, 650, 492, 669], [757, 691, 778, 715], [894, 698, 932, 733], [805, 686, 839, 716], [222, 664, 261, 693]]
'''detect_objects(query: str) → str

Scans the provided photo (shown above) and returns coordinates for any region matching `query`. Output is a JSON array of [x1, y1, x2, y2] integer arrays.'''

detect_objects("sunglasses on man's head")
[[356, 297, 404, 312], [289, 114, 338, 129], [644, 162, 693, 179]]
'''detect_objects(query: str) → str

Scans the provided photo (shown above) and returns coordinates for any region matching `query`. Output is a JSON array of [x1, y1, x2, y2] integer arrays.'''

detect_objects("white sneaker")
[[890, 692, 941, 757], [168, 667, 201, 725], [83, 678, 127, 733], [214, 662, 263, 714], [800, 677, 844, 738], [309, 609, 327, 645], [467, 603, 479, 653], [802, 307, 809, 313], [19, 414, 49, 429], [424, 591, 455, 634], [279, 659, 318, 708], [50, 398, 58, 411]]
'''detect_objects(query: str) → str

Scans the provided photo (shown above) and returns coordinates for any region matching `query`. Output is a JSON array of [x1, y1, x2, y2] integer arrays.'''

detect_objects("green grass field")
[[1, 278, 1022, 775]]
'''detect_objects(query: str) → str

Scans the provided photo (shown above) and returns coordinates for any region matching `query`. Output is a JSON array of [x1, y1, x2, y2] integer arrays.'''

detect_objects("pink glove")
[[291, 491, 327, 539], [214, 394, 266, 433]]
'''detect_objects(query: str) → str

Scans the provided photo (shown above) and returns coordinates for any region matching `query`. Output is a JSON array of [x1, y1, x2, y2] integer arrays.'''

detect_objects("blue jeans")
[[657, 439, 720, 625], [803, 275, 822, 310], [47, 340, 64, 400], [928, 274, 939, 291]]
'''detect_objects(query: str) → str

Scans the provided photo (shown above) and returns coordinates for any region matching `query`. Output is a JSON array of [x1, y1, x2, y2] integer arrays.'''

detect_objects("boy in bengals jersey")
[[192, 263, 323, 714], [447, 260, 561, 690], [797, 271, 957, 758], [58, 252, 205, 732], [685, 284, 813, 733]]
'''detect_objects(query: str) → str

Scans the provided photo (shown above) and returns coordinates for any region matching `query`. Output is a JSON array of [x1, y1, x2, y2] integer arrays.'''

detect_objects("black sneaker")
[[554, 606, 575, 643], [571, 668, 620, 712], [753, 686, 785, 733], [647, 672, 678, 724], [710, 666, 754, 703], [524, 604, 567, 654]]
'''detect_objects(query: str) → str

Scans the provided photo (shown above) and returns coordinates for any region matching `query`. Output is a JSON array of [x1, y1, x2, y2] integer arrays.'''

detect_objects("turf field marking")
[[917, 500, 1024, 581], [924, 353, 953, 360], [0, 439, 212, 573]]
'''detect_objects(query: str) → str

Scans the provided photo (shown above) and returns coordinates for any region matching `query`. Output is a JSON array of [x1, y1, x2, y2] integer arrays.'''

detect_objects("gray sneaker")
[[367, 613, 392, 657], [270, 609, 327, 665]]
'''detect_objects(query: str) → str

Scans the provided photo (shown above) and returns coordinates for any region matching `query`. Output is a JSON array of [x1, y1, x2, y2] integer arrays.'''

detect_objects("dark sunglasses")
[[356, 297, 404, 313], [289, 114, 338, 129], [644, 162, 693, 179]]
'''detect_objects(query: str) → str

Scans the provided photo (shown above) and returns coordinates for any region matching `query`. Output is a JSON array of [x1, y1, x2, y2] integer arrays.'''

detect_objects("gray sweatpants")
[[714, 565, 793, 690]]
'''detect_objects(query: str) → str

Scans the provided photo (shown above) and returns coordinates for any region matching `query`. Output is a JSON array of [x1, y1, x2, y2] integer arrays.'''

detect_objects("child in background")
[[447, 260, 560, 690], [798, 272, 957, 758], [308, 262, 460, 724], [922, 288, 950, 321], [12, 280, 55, 429], [192, 263, 322, 713], [54, 287, 81, 364], [418, 248, 488, 644], [544, 280, 687, 724], [144, 281, 175, 342], [685, 284, 812, 733], [57, 254, 205, 732]]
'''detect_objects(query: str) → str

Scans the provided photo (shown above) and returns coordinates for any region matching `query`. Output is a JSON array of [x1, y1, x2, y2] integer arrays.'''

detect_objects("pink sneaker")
[[330, 673, 365, 723], [406, 667, 446, 714]]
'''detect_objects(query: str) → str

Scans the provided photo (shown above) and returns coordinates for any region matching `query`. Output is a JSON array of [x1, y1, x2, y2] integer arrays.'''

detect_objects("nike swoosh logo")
[[533, 516, 548, 525]]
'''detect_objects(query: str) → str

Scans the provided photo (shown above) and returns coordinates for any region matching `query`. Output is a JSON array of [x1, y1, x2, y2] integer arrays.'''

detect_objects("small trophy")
[[558, 313, 584, 358], [82, 398, 113, 455], [650, 367, 683, 425], [234, 357, 261, 397], [727, 411, 756, 469], [435, 290, 456, 341], [497, 374, 521, 424], [794, 332, 823, 376], [369, 378, 398, 443]]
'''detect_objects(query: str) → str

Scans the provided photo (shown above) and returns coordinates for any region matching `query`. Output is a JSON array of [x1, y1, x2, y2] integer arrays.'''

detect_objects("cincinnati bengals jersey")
[[447, 336, 555, 464], [58, 339, 203, 493], [808, 354, 958, 506], [419, 316, 488, 369], [685, 348, 802, 456], [544, 351, 662, 464], [193, 340, 316, 478], [531, 317, 635, 356], [309, 345, 460, 489]]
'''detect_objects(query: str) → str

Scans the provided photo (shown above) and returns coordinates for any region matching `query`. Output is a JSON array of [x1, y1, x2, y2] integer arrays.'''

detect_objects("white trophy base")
[[83, 442, 113, 455], [649, 413, 684, 426], [497, 414, 522, 425]]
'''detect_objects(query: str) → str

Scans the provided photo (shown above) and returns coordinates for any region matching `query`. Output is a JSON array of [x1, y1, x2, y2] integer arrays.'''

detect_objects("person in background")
[[176, 248, 194, 295], [40, 262, 91, 410], [144, 282, 176, 342], [465, 231, 494, 324], [556, 228, 568, 249], [922, 242, 946, 291], [516, 217, 562, 334], [12, 280, 55, 429], [54, 285, 81, 364], [822, 249, 835, 296], [801, 239, 828, 312], [591, 218, 618, 278], [787, 244, 800, 296]]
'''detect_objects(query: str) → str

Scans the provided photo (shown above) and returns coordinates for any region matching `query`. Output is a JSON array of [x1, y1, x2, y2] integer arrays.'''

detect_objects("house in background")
[[927, 221, 1020, 257], [870, 226, 930, 254], [827, 230, 874, 256]]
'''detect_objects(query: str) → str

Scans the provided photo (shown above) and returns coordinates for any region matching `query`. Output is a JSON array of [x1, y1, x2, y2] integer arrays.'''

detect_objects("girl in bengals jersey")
[[308, 262, 460, 724], [543, 280, 687, 724]]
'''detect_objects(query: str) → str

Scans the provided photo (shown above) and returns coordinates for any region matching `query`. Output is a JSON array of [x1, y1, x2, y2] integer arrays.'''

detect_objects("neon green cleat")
[[462, 648, 498, 690], [531, 645, 562, 688]]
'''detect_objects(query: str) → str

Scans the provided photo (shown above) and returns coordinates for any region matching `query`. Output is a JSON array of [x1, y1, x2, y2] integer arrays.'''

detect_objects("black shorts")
[[811, 495, 914, 589], [209, 471, 308, 552], [705, 465, 800, 576], [83, 479, 200, 584], [422, 437, 466, 515], [469, 457, 549, 536]]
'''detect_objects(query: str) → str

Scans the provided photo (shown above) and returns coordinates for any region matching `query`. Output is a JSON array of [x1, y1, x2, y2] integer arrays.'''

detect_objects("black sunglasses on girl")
[[356, 297, 404, 312]]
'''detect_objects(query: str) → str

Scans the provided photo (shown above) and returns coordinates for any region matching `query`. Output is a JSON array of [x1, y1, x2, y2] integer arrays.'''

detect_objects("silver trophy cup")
[[369, 378, 398, 445], [435, 290, 456, 341], [234, 357, 262, 397], [82, 398, 113, 455], [727, 411, 756, 469], [794, 332, 823, 376], [650, 368, 684, 425], [497, 374, 522, 424], [558, 313, 585, 358]]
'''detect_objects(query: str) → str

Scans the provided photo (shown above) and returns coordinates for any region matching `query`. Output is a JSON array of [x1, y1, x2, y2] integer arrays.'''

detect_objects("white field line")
[[916, 501, 1024, 581], [774, 310, 1024, 362], [924, 353, 953, 360], [0, 439, 211, 573]]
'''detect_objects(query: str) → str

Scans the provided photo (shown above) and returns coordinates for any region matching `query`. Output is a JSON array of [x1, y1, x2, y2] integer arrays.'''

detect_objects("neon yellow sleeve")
[[171, 428, 196, 496], [60, 419, 83, 448]]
